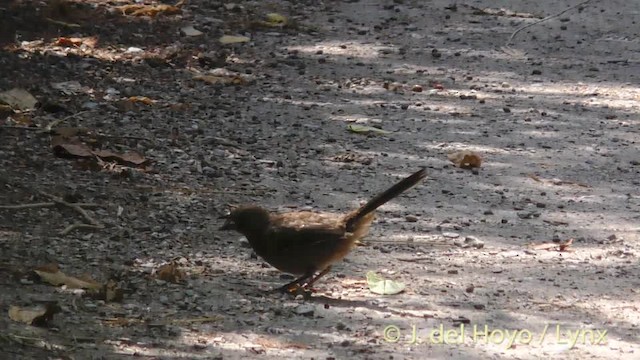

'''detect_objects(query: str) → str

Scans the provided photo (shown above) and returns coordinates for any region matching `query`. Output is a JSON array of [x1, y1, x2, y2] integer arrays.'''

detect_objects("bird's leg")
[[301, 266, 332, 289], [273, 271, 314, 293]]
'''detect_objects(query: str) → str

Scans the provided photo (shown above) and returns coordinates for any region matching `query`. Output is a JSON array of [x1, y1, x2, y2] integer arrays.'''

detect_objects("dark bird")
[[220, 168, 427, 292]]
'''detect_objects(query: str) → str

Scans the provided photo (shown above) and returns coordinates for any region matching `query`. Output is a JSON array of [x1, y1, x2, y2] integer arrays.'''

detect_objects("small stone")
[[405, 215, 419, 222], [447, 269, 458, 274], [517, 211, 533, 219], [465, 285, 475, 293], [412, 84, 423, 92], [442, 232, 460, 239], [295, 304, 315, 316], [473, 303, 485, 310]]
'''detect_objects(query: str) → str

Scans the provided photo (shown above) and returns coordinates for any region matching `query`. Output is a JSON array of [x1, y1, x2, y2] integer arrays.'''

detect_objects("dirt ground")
[[0, 0, 639, 359]]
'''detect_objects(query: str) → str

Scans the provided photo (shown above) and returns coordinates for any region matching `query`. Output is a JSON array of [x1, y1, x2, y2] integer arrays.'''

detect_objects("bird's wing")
[[267, 224, 347, 254]]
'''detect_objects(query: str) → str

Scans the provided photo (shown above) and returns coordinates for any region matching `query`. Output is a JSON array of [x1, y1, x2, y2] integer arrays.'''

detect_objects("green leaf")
[[347, 124, 391, 135], [366, 271, 405, 295]]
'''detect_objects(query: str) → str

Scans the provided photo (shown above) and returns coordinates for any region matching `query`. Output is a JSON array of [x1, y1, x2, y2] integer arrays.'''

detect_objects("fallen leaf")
[[156, 262, 185, 283], [53, 36, 98, 48], [51, 81, 88, 95], [9, 303, 60, 326], [88, 279, 124, 302], [528, 173, 543, 182], [93, 149, 148, 166], [128, 96, 155, 105], [448, 150, 482, 169], [219, 35, 251, 44], [366, 271, 405, 295], [264, 13, 288, 26], [117, 0, 183, 17], [33, 264, 102, 290], [0, 88, 38, 110], [8, 113, 33, 126], [529, 238, 574, 252], [181, 25, 203, 37], [52, 141, 94, 158], [347, 124, 391, 135]]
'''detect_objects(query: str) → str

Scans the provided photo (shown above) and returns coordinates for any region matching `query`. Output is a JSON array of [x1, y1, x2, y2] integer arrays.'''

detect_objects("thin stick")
[[94, 133, 151, 141], [39, 192, 101, 226], [60, 223, 103, 236], [506, 0, 594, 46], [0, 202, 55, 209], [41, 110, 93, 133], [0, 202, 99, 210]]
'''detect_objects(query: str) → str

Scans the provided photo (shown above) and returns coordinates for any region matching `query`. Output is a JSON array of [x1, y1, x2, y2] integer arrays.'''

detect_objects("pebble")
[[295, 304, 315, 316]]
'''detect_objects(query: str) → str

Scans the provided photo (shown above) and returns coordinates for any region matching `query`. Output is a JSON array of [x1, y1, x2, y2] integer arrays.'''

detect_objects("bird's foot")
[[271, 283, 314, 299]]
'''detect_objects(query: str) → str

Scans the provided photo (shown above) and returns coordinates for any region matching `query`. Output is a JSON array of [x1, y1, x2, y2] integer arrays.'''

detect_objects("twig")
[[59, 223, 103, 236], [1, 124, 151, 142], [397, 257, 436, 262], [40, 110, 93, 133], [0, 202, 55, 209], [38, 192, 101, 226], [93, 133, 151, 141], [506, 0, 594, 46], [0, 202, 99, 210]]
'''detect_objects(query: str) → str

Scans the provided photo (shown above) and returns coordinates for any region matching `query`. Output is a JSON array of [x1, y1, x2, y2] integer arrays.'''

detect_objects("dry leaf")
[[347, 124, 391, 135], [9, 303, 59, 326], [88, 279, 124, 302], [530, 238, 574, 252], [448, 150, 482, 169], [0, 88, 38, 110], [51, 81, 88, 95], [193, 68, 250, 86], [53, 36, 98, 48], [9, 113, 33, 126], [219, 35, 250, 44], [128, 96, 155, 105], [53, 127, 86, 137], [181, 25, 203, 36], [528, 173, 543, 182], [93, 149, 148, 166], [33, 265, 102, 290], [52, 140, 94, 158], [51, 135, 148, 166], [258, 12, 289, 28], [156, 262, 185, 283], [117, 0, 183, 17]]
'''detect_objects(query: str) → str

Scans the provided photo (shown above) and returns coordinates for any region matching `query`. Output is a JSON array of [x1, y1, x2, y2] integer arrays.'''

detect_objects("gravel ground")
[[0, 0, 638, 359]]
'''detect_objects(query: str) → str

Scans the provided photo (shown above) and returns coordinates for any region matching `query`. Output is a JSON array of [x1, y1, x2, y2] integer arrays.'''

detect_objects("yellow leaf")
[[366, 271, 405, 295], [219, 35, 250, 44], [347, 124, 391, 135], [265, 13, 288, 26], [9, 303, 59, 326], [34, 266, 102, 290]]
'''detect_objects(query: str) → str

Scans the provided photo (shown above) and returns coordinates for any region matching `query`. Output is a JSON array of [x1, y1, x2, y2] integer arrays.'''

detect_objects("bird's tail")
[[345, 168, 427, 231]]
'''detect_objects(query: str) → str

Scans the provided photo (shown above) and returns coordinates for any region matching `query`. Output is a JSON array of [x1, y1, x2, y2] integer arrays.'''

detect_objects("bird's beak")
[[219, 215, 236, 231]]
